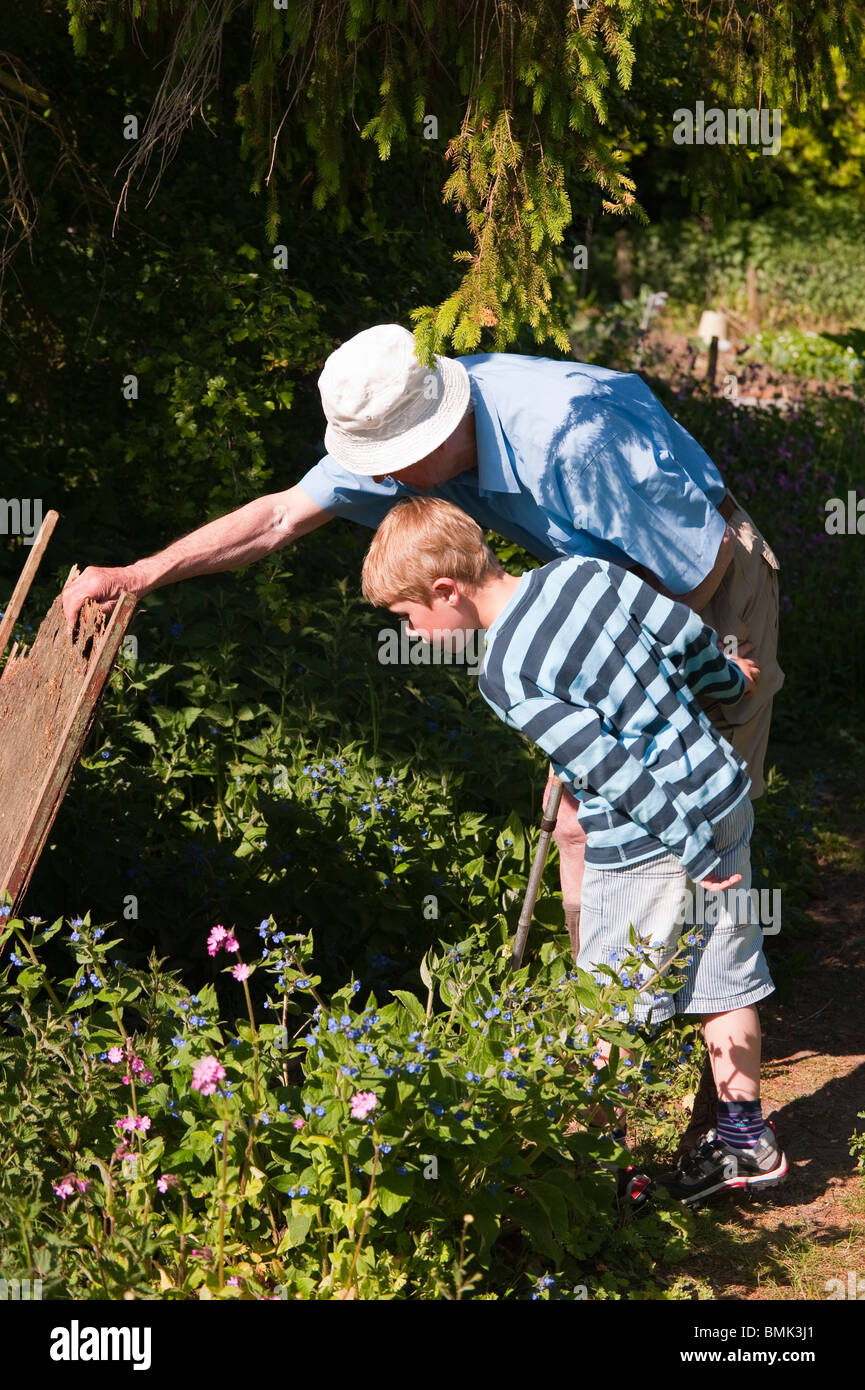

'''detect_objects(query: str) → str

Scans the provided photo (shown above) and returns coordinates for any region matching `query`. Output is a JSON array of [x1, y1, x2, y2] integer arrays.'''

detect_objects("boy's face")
[[387, 579, 480, 642]]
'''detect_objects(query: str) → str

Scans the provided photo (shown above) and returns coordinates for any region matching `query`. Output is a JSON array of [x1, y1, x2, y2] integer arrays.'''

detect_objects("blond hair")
[[361, 496, 503, 608]]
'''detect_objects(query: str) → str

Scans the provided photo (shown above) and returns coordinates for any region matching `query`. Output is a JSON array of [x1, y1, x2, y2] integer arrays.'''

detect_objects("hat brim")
[[324, 356, 471, 476]]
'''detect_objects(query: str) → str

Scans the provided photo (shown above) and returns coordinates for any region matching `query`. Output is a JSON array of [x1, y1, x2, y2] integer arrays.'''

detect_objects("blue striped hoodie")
[[479, 556, 751, 880]]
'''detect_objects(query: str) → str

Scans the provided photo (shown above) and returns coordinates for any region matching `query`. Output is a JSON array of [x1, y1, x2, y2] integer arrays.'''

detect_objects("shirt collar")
[[465, 362, 523, 496], [483, 570, 532, 651]]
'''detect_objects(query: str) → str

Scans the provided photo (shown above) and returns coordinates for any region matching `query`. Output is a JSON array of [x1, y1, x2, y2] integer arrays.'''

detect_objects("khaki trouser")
[[698, 490, 784, 799]]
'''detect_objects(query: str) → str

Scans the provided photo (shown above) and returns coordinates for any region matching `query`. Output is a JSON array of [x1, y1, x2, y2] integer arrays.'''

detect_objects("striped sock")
[[716, 1099, 763, 1150]]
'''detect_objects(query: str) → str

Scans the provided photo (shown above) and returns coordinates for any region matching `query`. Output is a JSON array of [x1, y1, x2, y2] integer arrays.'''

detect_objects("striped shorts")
[[577, 795, 774, 1023]]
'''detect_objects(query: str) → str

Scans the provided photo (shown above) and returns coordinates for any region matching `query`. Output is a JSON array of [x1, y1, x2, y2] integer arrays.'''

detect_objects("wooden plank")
[[0, 509, 59, 665], [0, 581, 137, 912]]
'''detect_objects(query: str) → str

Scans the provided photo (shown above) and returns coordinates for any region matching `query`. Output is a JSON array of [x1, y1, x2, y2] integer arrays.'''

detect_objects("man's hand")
[[699, 871, 742, 891], [62, 566, 141, 634], [728, 640, 760, 694]]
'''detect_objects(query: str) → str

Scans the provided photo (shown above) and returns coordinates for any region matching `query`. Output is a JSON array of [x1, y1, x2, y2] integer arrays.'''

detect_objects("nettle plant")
[[0, 902, 697, 1300]]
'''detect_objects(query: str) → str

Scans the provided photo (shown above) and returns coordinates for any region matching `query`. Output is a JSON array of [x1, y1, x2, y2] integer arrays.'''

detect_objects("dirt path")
[[672, 764, 865, 1300]]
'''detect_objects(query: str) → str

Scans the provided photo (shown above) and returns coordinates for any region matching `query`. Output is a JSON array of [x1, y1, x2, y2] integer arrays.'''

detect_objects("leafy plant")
[[1, 902, 700, 1300]]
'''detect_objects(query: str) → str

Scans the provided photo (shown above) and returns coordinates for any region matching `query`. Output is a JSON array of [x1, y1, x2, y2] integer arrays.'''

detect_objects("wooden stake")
[[706, 335, 719, 389], [0, 509, 59, 665], [511, 772, 564, 970], [3, 591, 137, 907], [615, 228, 634, 302], [747, 264, 759, 330]]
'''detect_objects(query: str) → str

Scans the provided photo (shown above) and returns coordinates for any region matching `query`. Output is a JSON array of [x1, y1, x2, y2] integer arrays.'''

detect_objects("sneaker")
[[615, 1165, 655, 1213], [657, 1122, 788, 1207]]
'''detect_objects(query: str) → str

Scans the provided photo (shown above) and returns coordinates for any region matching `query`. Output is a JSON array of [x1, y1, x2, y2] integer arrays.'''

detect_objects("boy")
[[361, 496, 787, 1204]]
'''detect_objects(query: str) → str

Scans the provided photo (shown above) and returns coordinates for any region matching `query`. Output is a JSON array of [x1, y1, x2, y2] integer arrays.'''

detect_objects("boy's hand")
[[699, 871, 742, 891], [729, 640, 760, 694]]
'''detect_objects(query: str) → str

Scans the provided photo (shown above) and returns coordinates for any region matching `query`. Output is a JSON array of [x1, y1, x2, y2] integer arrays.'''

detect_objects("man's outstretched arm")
[[61, 485, 333, 631]]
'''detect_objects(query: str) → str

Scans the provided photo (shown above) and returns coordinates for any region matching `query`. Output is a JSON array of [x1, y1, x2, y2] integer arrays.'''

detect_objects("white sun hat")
[[318, 323, 471, 476]]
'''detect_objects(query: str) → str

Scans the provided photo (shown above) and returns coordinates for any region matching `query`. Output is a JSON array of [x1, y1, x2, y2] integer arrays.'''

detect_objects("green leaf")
[[538, 1167, 585, 1210], [498, 810, 525, 859], [186, 1129, 216, 1162], [271, 1174, 299, 1193], [419, 952, 433, 991], [128, 720, 156, 746], [527, 1178, 569, 1238], [507, 1197, 558, 1259], [574, 985, 600, 1011], [390, 990, 425, 1025], [595, 1027, 635, 1050], [279, 1209, 313, 1248], [464, 1190, 501, 1256], [376, 1169, 414, 1215], [16, 967, 43, 990], [438, 976, 455, 1006]]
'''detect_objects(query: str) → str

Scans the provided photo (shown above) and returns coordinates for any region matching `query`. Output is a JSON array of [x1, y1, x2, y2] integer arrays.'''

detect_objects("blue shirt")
[[298, 354, 728, 592], [479, 555, 750, 879]]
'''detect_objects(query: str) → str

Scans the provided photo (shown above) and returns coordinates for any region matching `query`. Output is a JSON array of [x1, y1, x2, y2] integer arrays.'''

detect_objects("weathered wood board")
[[0, 559, 136, 912]]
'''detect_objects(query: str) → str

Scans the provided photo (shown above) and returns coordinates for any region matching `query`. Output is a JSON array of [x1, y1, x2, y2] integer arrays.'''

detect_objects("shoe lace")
[[678, 1132, 724, 1176]]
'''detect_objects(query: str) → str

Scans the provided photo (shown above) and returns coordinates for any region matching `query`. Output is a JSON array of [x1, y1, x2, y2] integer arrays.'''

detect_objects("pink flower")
[[349, 1091, 378, 1120], [106, 1046, 124, 1064], [207, 924, 228, 956], [125, 1062, 154, 1085], [54, 1174, 89, 1199], [224, 934, 240, 953], [232, 963, 250, 981], [116, 1114, 150, 1133], [292, 1117, 305, 1130], [191, 1056, 226, 1096], [157, 1173, 178, 1194], [226, 1276, 240, 1287]]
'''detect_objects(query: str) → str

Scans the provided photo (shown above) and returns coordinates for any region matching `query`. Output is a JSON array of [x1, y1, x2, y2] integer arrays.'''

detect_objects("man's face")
[[372, 447, 450, 490], [371, 411, 476, 488]]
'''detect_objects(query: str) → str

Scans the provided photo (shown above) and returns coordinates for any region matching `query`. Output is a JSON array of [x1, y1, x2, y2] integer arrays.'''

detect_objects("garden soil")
[[672, 754, 865, 1301]]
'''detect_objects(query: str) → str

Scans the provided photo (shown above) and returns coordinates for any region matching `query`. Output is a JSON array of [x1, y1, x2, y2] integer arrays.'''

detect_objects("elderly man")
[[63, 323, 784, 1151]]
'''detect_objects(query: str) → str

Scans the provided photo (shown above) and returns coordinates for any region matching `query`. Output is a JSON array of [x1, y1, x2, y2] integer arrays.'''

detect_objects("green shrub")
[[573, 196, 865, 331], [1, 905, 699, 1300]]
